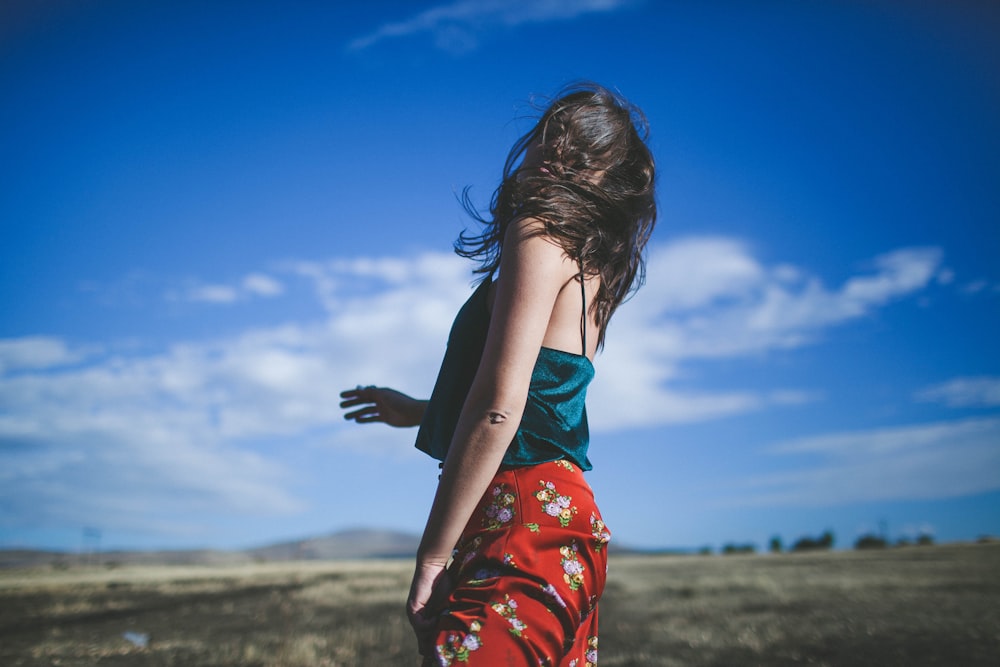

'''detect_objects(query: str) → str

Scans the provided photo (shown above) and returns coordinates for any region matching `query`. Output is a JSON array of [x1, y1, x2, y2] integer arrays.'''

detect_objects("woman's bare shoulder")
[[503, 217, 577, 277]]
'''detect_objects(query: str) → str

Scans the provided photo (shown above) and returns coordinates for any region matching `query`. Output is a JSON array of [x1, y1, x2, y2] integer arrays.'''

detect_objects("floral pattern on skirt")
[[425, 460, 610, 666]]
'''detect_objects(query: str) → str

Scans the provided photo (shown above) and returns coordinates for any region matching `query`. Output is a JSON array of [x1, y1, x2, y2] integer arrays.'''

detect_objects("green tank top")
[[414, 274, 595, 470]]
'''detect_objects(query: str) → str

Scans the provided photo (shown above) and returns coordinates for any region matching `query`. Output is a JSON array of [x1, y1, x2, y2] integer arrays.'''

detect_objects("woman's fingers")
[[410, 614, 437, 656], [343, 405, 378, 422], [341, 386, 422, 427], [341, 385, 384, 402], [340, 385, 378, 400], [407, 601, 441, 656], [341, 387, 378, 420]]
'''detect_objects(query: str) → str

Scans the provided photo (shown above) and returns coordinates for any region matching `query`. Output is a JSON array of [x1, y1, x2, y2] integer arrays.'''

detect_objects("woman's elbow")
[[478, 397, 523, 429], [464, 375, 529, 433], [486, 409, 511, 425], [469, 390, 526, 431]]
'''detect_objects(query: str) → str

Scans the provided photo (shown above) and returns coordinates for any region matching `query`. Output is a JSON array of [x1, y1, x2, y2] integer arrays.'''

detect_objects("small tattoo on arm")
[[488, 412, 507, 424]]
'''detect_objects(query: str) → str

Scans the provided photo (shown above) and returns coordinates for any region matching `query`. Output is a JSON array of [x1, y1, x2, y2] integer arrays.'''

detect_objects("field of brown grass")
[[2, 542, 997, 666]]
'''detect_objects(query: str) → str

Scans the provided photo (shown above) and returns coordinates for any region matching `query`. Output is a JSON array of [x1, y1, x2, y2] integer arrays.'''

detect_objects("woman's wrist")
[[408, 398, 429, 426], [415, 548, 451, 568]]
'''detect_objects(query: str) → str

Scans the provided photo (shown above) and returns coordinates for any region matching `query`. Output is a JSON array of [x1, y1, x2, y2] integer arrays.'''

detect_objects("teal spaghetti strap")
[[579, 261, 587, 356]]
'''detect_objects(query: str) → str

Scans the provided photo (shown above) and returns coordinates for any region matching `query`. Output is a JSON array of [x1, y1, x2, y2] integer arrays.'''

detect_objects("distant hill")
[[248, 528, 420, 561], [0, 529, 421, 569], [0, 529, 684, 570]]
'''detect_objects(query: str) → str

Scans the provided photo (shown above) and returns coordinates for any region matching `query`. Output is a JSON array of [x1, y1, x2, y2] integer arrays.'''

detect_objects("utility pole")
[[82, 527, 101, 567]]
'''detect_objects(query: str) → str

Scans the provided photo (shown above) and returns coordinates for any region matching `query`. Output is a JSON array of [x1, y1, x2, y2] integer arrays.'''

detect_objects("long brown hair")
[[457, 82, 657, 348]]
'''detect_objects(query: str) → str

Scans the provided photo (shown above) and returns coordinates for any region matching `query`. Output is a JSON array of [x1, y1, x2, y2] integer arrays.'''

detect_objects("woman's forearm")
[[416, 398, 523, 563], [389, 393, 429, 427]]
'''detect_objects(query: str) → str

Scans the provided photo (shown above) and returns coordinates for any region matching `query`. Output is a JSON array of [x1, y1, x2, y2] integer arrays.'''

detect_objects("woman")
[[341, 83, 656, 665]]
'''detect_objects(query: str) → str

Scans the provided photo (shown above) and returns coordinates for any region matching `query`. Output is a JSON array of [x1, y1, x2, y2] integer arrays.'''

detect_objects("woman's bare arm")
[[339, 386, 427, 428], [407, 219, 579, 641]]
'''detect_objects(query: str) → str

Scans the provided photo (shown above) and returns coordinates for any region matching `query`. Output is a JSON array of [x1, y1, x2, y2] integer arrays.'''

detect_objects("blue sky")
[[2, 0, 998, 553]]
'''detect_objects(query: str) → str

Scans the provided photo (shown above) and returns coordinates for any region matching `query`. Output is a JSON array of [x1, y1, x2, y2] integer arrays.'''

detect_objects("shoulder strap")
[[579, 260, 587, 356]]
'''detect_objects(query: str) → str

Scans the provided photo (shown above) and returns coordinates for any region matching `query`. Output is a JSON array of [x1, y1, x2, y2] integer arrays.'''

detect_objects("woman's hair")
[[456, 82, 657, 348]]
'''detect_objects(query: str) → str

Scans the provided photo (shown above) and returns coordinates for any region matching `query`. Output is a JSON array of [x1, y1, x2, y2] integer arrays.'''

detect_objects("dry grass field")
[[1, 543, 997, 666]]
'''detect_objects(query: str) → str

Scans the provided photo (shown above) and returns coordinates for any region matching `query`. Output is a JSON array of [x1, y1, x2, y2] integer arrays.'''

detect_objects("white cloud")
[[0, 252, 470, 537], [916, 376, 1000, 408], [178, 272, 285, 305], [588, 241, 942, 429], [0, 237, 945, 537], [725, 417, 1000, 507], [0, 336, 89, 373], [243, 272, 284, 297], [347, 0, 638, 53], [637, 237, 764, 311], [841, 248, 941, 306], [188, 284, 240, 304]]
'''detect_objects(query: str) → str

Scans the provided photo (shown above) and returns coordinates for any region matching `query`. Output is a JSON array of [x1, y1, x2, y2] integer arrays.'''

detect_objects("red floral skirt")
[[426, 459, 611, 666]]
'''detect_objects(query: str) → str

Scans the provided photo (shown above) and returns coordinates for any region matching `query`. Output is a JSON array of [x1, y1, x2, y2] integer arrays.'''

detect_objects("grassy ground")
[[1, 543, 997, 666]]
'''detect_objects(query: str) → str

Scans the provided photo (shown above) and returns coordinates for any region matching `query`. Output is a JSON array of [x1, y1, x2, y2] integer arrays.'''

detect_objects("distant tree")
[[855, 534, 887, 550], [916, 533, 935, 546], [791, 537, 817, 552], [722, 542, 756, 555], [698, 545, 713, 556], [791, 530, 835, 552], [769, 536, 783, 553]]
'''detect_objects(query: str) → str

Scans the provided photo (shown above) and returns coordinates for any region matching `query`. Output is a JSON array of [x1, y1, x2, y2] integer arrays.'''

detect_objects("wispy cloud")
[[243, 272, 284, 297], [588, 240, 943, 429], [0, 237, 945, 537], [726, 417, 1000, 507], [916, 376, 1000, 408], [347, 0, 639, 53], [0, 336, 91, 374], [186, 284, 240, 304], [960, 279, 1000, 296], [171, 272, 285, 305], [0, 253, 470, 538]]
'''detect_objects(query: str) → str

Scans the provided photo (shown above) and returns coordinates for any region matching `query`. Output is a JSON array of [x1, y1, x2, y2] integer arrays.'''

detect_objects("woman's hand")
[[339, 386, 427, 428], [407, 558, 452, 656]]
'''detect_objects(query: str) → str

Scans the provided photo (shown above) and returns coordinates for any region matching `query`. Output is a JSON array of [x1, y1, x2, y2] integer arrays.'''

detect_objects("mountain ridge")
[[0, 528, 422, 569], [0, 529, 668, 570]]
